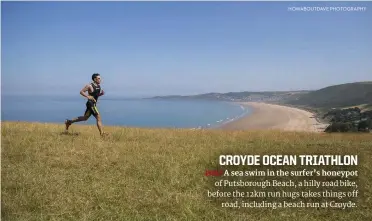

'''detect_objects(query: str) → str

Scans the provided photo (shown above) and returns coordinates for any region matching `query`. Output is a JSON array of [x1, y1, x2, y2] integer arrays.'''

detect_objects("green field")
[[2, 122, 372, 220]]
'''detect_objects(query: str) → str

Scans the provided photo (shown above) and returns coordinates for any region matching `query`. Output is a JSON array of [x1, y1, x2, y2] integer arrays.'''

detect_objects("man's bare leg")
[[95, 114, 105, 135], [65, 116, 89, 131]]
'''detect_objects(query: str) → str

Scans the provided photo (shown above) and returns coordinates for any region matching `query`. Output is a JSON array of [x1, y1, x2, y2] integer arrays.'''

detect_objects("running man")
[[65, 73, 106, 136]]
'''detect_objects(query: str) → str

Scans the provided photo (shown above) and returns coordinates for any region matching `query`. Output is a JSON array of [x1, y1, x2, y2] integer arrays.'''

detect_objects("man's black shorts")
[[84, 100, 99, 118]]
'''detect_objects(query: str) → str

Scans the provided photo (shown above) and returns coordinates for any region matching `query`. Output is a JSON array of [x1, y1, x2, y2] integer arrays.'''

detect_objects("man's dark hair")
[[92, 73, 100, 81]]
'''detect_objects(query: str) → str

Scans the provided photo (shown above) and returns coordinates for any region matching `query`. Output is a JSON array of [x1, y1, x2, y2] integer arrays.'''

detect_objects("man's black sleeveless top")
[[88, 82, 101, 103]]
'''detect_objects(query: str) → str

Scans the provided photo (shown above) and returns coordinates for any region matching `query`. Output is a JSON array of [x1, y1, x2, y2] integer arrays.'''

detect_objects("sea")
[[1, 95, 252, 129]]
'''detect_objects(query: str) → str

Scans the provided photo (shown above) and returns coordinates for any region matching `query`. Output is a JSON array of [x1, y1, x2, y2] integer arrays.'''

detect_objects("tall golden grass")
[[2, 122, 372, 220]]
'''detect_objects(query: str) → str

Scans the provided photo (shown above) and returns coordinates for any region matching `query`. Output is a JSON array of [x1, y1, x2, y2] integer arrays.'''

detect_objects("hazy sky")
[[2, 2, 372, 97]]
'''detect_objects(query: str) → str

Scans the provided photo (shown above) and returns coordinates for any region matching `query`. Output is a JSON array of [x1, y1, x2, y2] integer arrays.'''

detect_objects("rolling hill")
[[149, 91, 310, 102], [149, 81, 372, 111], [284, 82, 372, 109]]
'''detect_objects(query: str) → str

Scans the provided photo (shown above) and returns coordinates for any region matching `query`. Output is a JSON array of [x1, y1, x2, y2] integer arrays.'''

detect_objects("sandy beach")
[[219, 102, 328, 132]]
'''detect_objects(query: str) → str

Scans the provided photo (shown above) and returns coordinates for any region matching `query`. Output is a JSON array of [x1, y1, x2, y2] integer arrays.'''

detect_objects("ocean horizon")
[[1, 95, 252, 129]]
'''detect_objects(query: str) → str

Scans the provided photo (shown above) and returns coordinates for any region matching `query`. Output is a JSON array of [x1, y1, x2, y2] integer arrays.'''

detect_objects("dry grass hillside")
[[2, 122, 372, 220]]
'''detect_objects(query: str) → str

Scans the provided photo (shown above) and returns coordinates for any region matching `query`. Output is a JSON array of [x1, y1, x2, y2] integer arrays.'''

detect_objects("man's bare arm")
[[80, 85, 95, 101]]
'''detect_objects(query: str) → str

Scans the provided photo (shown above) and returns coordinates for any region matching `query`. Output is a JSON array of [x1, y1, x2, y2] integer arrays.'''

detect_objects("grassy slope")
[[272, 82, 372, 125], [286, 82, 372, 109], [2, 122, 372, 220]]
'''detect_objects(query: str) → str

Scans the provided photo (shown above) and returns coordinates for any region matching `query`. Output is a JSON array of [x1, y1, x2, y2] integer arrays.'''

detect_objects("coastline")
[[217, 102, 329, 132], [2, 97, 329, 132]]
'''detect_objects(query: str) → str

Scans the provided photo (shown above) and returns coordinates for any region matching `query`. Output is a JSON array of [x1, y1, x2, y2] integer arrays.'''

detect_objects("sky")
[[1, 1, 372, 97]]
